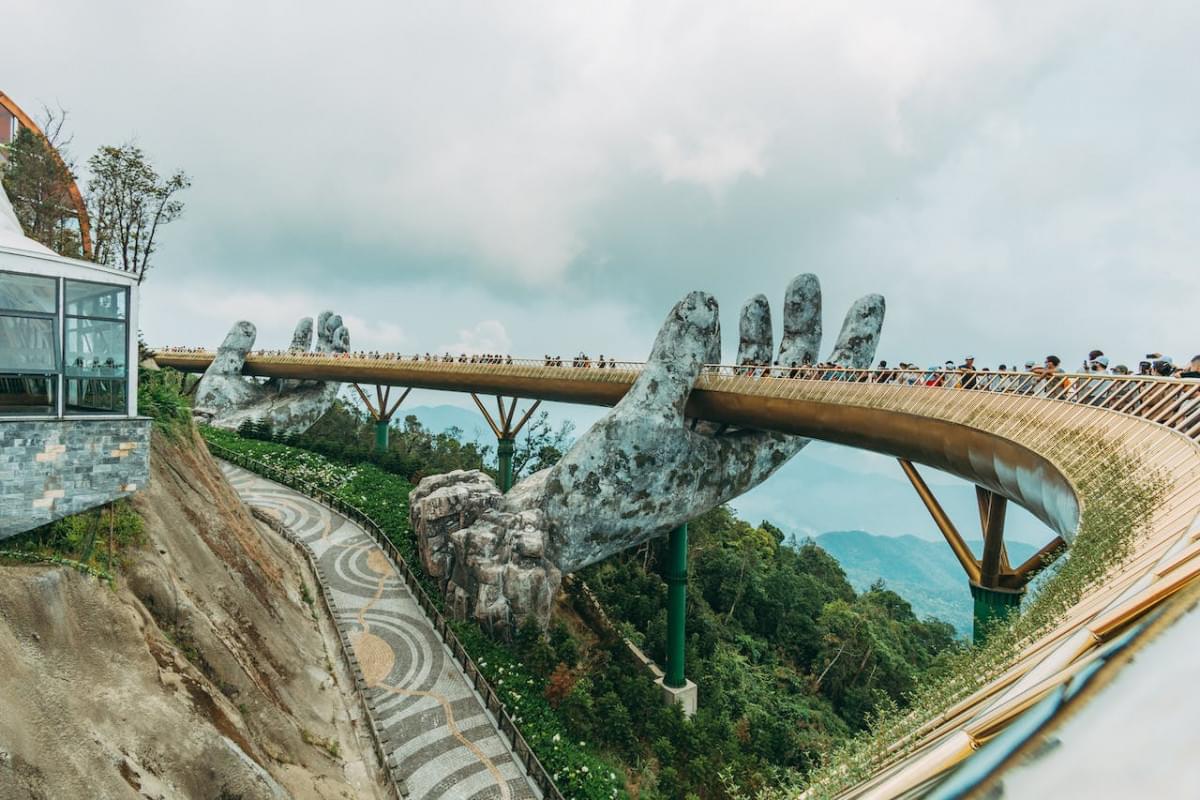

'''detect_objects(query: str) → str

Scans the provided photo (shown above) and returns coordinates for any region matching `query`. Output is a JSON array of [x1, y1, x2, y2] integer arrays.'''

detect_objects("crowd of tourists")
[[155, 344, 1199, 384], [153, 344, 1200, 430], [543, 353, 624, 368]]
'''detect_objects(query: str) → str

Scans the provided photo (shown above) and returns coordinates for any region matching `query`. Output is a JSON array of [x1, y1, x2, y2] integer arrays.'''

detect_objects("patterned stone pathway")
[[221, 463, 537, 800]]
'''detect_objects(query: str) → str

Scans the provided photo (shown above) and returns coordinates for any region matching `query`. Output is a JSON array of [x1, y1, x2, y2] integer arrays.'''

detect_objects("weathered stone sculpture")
[[193, 313, 350, 434], [411, 274, 884, 634]]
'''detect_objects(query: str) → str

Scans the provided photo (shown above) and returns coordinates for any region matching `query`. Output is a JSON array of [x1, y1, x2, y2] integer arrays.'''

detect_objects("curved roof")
[[0, 90, 92, 258]]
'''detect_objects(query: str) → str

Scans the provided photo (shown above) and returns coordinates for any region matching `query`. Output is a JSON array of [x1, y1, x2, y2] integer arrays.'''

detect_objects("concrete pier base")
[[656, 676, 698, 718]]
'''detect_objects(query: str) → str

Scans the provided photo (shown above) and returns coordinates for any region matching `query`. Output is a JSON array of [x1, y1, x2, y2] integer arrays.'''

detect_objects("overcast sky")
[[5, 1, 1197, 543]]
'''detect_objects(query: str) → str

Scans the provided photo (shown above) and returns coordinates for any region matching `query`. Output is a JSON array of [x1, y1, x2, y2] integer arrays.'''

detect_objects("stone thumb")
[[207, 320, 256, 376], [623, 291, 720, 420]]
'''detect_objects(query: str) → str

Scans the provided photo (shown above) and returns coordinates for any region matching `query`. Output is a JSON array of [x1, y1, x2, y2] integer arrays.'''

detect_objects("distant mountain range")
[[401, 404, 493, 444], [815, 530, 1037, 637]]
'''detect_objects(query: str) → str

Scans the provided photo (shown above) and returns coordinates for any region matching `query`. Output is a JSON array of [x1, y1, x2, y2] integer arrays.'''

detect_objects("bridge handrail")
[[207, 441, 565, 800], [152, 347, 1200, 442]]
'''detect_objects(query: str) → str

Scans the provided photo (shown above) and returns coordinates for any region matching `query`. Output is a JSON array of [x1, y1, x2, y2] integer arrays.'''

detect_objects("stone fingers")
[[825, 294, 886, 368], [777, 273, 822, 368], [736, 294, 773, 367], [331, 323, 350, 353], [289, 317, 314, 352], [315, 311, 350, 354]]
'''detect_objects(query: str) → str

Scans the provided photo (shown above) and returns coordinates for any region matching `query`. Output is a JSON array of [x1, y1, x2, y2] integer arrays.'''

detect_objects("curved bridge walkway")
[[220, 462, 537, 800]]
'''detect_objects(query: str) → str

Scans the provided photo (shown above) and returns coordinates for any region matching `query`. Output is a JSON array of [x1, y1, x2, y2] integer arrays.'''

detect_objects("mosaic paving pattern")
[[220, 463, 537, 800]]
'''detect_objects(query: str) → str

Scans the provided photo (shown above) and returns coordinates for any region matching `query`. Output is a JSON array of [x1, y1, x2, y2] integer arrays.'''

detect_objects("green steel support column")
[[374, 419, 390, 452], [664, 523, 688, 689], [970, 583, 1023, 645], [497, 436, 516, 493]]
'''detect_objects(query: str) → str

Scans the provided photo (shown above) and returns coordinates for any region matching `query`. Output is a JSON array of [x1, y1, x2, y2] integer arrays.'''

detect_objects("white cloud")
[[650, 127, 767, 194], [5, 0, 1095, 287], [436, 320, 512, 356], [340, 315, 408, 352]]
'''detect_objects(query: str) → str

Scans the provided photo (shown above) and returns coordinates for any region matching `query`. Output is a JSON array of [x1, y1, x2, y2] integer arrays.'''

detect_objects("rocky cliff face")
[[0, 430, 386, 800], [410, 469, 562, 636]]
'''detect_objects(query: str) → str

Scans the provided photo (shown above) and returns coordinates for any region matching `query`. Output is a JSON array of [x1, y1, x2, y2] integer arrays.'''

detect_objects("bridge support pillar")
[[969, 583, 1024, 645], [497, 436, 516, 493], [659, 522, 696, 716], [471, 394, 541, 494], [353, 384, 410, 453], [898, 459, 1065, 645]]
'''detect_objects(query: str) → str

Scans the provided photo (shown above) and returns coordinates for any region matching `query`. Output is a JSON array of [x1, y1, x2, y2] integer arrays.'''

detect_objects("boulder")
[[410, 470, 561, 637]]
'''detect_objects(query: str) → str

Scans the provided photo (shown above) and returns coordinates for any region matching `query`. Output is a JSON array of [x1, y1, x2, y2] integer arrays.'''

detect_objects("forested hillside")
[[816, 531, 1038, 636], [581, 508, 959, 794]]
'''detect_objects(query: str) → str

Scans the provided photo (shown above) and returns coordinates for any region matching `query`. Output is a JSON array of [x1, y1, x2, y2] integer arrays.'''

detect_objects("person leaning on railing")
[[958, 356, 978, 389], [1031, 355, 1071, 399]]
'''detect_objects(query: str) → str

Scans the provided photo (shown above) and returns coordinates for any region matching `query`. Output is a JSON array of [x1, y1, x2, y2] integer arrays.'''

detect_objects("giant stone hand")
[[542, 276, 884, 570], [193, 312, 350, 435], [410, 275, 884, 633]]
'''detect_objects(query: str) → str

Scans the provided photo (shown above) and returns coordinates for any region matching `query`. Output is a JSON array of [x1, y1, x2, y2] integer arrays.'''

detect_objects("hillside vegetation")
[[211, 403, 961, 799]]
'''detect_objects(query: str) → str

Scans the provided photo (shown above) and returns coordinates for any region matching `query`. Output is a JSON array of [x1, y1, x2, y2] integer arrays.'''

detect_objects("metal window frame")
[[0, 270, 60, 416], [0, 268, 58, 316], [61, 278, 130, 416]]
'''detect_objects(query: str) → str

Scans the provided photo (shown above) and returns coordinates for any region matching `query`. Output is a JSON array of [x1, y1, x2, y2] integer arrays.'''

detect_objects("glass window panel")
[[65, 317, 127, 378], [0, 315, 58, 372], [0, 373, 55, 415], [0, 271, 56, 314], [66, 279, 126, 319], [66, 377, 126, 414]]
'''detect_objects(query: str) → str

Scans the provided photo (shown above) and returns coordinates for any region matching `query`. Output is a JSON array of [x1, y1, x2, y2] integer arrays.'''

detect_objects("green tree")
[[1, 108, 85, 257], [511, 410, 575, 478], [87, 142, 190, 283]]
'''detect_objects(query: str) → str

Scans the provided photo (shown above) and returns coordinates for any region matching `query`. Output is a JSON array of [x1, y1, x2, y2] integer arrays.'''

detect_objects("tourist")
[[1182, 356, 1200, 380], [1032, 356, 1069, 398], [1082, 355, 1114, 405], [958, 356, 978, 389]]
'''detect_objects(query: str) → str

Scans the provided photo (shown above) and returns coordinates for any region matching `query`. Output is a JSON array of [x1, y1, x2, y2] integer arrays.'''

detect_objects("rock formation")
[[411, 274, 885, 633], [193, 312, 349, 434], [411, 469, 561, 637]]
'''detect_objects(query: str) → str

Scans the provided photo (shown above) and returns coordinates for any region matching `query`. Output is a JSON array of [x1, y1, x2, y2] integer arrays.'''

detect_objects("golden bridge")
[[153, 348, 1200, 799]]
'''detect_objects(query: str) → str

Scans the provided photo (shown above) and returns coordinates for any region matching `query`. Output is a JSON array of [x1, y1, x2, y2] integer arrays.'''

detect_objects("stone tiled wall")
[[0, 418, 151, 540]]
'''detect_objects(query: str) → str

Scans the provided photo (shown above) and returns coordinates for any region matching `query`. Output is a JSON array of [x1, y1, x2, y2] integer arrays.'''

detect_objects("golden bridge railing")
[[151, 347, 1200, 440]]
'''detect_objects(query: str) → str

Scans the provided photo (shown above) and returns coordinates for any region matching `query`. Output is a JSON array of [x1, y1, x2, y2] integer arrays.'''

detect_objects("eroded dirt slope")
[[0, 429, 385, 800]]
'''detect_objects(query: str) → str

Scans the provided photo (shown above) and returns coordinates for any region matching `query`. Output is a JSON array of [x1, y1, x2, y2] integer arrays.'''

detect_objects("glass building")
[[0, 250, 139, 418]]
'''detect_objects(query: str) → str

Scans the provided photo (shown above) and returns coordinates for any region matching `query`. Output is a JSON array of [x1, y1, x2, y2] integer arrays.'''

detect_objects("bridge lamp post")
[[352, 384, 411, 452], [471, 394, 541, 493], [898, 459, 1066, 644]]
